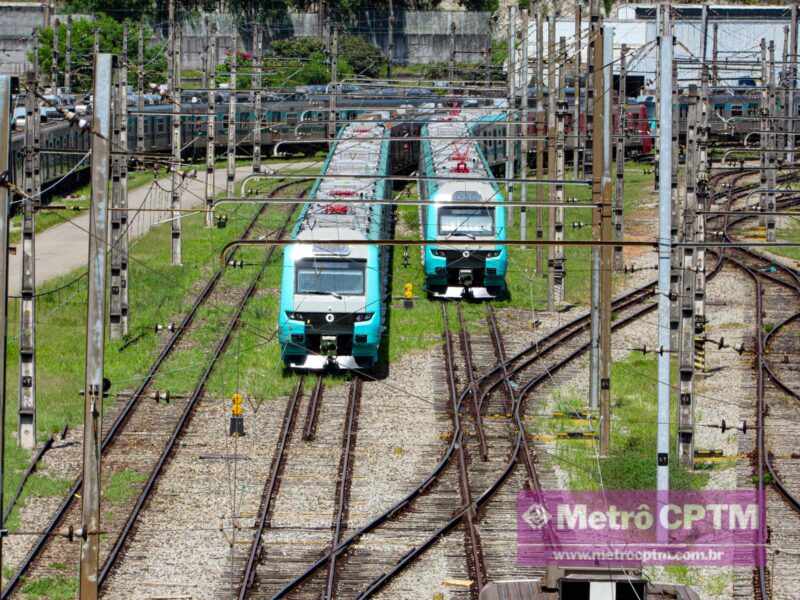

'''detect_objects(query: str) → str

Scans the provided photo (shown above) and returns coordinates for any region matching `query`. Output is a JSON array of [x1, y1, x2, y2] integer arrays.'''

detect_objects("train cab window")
[[295, 258, 366, 296], [730, 104, 743, 117], [438, 205, 495, 237]]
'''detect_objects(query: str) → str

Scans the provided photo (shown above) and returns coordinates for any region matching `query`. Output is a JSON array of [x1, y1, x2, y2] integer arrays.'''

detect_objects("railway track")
[[1, 180, 309, 599], [707, 168, 800, 600], [254, 280, 658, 599]]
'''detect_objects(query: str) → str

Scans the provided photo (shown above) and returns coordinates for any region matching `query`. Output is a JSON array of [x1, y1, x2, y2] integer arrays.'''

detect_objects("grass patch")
[[550, 352, 708, 491], [21, 575, 76, 600], [2, 176, 302, 528], [103, 469, 148, 504], [771, 215, 800, 262]]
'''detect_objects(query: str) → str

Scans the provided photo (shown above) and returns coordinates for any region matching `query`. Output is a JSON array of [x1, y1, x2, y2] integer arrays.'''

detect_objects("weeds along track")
[[706, 169, 800, 600], [2, 180, 309, 599]]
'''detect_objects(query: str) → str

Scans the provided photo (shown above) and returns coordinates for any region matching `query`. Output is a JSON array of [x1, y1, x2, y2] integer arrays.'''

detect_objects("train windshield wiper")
[[446, 229, 476, 240], [308, 291, 343, 300]]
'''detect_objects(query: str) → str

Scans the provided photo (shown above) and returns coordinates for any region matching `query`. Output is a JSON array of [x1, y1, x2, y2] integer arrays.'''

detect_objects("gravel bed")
[[101, 393, 290, 600]]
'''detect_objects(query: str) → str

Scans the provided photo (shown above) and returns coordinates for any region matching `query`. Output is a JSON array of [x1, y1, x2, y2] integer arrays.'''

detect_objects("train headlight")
[[485, 250, 502, 258], [431, 249, 448, 257], [354, 312, 374, 322], [285, 311, 304, 321]]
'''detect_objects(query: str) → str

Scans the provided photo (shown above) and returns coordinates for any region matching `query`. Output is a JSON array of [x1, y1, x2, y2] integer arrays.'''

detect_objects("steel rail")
[[237, 376, 305, 598], [442, 304, 486, 596], [270, 280, 659, 598], [0, 178, 309, 600], [325, 377, 362, 600], [98, 187, 305, 586], [302, 375, 325, 441], [456, 303, 488, 462]]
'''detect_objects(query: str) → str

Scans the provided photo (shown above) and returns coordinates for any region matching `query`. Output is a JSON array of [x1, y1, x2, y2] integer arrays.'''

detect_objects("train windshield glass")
[[296, 259, 366, 296], [438, 206, 495, 238]]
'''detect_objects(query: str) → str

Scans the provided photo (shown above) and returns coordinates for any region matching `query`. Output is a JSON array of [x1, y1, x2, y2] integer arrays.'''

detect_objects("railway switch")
[[230, 392, 245, 436], [216, 214, 228, 228]]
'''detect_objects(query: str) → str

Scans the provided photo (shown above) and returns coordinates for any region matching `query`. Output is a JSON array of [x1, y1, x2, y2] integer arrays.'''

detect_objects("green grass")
[[20, 575, 76, 600], [2, 178, 302, 531], [103, 469, 148, 504], [548, 352, 708, 491], [771, 215, 800, 262]]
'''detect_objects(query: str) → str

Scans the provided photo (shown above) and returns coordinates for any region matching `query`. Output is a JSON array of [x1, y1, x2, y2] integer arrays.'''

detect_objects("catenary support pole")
[[656, 1, 673, 500], [789, 4, 798, 164], [18, 69, 39, 450], [520, 9, 530, 247], [136, 23, 144, 155], [51, 19, 59, 93], [589, 0, 601, 412], [574, 2, 582, 178], [678, 86, 698, 467], [252, 23, 263, 174], [613, 44, 627, 272], [535, 4, 545, 275], [80, 53, 112, 600], [226, 35, 237, 201], [65, 16, 72, 94], [0, 75, 11, 584], [553, 36, 566, 306], [767, 41, 777, 242], [205, 23, 217, 227], [506, 5, 516, 228], [169, 0, 182, 265], [388, 0, 395, 80], [760, 39, 768, 225], [547, 11, 557, 310], [711, 22, 718, 87], [328, 29, 338, 140], [120, 30, 129, 337], [599, 23, 613, 456], [110, 59, 124, 340], [449, 21, 456, 83]]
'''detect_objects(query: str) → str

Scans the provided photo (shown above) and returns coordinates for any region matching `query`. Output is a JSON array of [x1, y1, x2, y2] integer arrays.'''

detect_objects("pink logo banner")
[[517, 490, 765, 567]]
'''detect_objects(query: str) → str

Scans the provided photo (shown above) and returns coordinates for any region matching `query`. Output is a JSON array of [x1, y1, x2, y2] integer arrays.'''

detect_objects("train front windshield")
[[438, 206, 495, 238], [295, 259, 366, 296]]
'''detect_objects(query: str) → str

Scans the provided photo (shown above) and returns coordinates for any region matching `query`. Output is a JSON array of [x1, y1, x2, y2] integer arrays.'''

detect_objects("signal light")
[[230, 392, 245, 437]]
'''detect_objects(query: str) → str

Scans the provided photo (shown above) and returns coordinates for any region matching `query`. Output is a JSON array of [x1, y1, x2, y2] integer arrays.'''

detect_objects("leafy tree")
[[33, 16, 167, 93]]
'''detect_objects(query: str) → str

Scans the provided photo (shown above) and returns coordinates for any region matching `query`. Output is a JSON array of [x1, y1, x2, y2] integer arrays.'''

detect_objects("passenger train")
[[419, 110, 508, 299], [278, 120, 393, 371]]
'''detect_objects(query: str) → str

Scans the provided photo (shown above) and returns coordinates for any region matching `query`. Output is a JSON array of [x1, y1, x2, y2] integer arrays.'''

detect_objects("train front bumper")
[[424, 247, 507, 297], [279, 312, 380, 370]]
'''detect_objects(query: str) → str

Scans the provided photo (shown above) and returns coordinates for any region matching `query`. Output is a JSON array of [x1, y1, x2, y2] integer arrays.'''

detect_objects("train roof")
[[296, 121, 387, 239]]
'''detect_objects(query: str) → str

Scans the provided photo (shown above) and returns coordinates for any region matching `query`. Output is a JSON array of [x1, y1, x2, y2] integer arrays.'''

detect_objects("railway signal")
[[230, 392, 245, 436]]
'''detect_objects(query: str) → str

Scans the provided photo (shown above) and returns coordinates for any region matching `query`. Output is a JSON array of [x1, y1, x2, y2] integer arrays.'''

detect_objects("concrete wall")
[[0, 3, 90, 75], [180, 10, 492, 69]]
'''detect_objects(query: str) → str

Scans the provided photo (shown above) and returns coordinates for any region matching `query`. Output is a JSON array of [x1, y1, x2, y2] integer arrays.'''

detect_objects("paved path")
[[7, 160, 321, 295]]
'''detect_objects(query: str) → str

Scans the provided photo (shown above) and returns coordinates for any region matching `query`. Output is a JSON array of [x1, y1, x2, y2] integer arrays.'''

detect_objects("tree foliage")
[[34, 16, 167, 93]]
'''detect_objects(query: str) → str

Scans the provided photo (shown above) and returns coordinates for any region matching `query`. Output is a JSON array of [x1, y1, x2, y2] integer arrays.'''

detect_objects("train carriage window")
[[730, 104, 743, 117], [157, 117, 166, 133], [295, 258, 366, 296], [714, 104, 725, 113]]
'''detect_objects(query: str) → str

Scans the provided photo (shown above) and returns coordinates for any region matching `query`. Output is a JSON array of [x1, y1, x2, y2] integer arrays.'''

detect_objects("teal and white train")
[[419, 110, 508, 299], [278, 121, 392, 370]]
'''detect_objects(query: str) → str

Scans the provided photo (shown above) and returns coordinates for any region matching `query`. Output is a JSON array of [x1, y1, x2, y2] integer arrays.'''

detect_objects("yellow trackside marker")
[[230, 393, 245, 436], [231, 392, 244, 416], [403, 283, 413, 299]]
